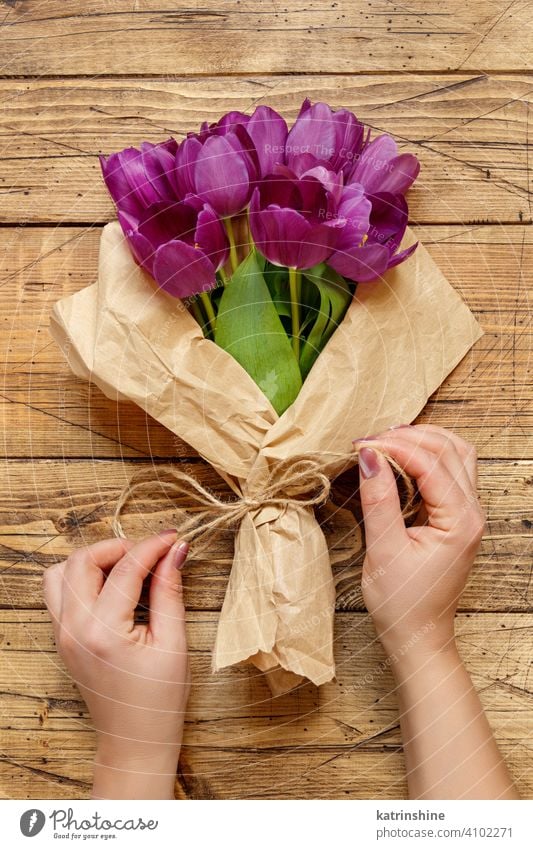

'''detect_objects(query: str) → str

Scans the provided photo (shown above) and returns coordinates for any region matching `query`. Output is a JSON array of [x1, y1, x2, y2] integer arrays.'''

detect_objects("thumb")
[[149, 540, 189, 644], [358, 446, 407, 554]]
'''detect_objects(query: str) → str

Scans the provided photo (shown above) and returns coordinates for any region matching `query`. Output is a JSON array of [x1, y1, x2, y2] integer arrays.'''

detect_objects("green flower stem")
[[199, 292, 217, 336], [224, 217, 239, 273], [218, 267, 229, 287], [289, 266, 301, 360], [246, 208, 255, 251], [191, 299, 206, 330]]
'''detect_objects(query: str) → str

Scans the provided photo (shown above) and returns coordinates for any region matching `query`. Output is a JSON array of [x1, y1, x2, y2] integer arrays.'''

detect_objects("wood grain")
[[1, 2, 531, 75], [0, 612, 530, 799], [0, 75, 531, 224]]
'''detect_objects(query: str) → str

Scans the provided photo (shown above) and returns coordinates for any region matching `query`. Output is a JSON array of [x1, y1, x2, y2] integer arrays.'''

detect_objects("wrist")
[[95, 736, 180, 770], [386, 639, 461, 686], [93, 740, 180, 800], [371, 615, 455, 663], [374, 623, 458, 678]]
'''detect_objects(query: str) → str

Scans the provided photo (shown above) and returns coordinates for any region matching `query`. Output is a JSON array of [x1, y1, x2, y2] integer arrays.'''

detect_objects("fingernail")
[[388, 424, 410, 430], [359, 447, 381, 479], [174, 541, 189, 570], [352, 435, 376, 444], [159, 528, 178, 537]]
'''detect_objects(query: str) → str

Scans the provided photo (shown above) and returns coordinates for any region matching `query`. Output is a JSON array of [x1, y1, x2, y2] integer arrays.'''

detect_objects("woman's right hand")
[[354, 425, 486, 659]]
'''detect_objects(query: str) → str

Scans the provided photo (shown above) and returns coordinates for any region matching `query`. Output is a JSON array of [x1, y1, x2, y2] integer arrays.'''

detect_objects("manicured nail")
[[352, 435, 376, 444], [388, 424, 410, 430], [159, 528, 178, 537], [174, 540, 189, 569], [359, 447, 381, 479]]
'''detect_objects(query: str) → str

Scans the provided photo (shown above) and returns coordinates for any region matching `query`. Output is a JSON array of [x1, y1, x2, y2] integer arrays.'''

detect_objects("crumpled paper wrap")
[[50, 222, 483, 690]]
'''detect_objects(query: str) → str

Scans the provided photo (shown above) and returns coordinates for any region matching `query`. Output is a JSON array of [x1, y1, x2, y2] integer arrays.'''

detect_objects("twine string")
[[112, 448, 419, 554]]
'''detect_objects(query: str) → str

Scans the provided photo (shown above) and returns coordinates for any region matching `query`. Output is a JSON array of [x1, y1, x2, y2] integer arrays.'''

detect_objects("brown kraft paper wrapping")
[[50, 222, 483, 690]]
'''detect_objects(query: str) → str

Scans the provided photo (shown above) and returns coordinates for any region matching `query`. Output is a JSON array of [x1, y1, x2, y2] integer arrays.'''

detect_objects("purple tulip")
[[347, 134, 420, 196], [249, 169, 345, 269], [286, 98, 365, 178], [99, 140, 179, 218], [197, 105, 288, 177], [329, 190, 417, 282], [245, 105, 288, 175], [174, 125, 257, 218], [174, 106, 288, 217], [118, 197, 229, 298]]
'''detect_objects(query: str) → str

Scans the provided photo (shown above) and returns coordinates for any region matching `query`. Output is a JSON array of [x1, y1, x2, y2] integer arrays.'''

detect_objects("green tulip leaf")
[[215, 250, 302, 415], [299, 263, 352, 380]]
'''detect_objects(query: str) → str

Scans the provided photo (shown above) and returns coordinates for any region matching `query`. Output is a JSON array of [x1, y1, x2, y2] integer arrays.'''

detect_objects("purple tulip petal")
[[367, 192, 408, 248], [296, 175, 330, 221], [175, 136, 202, 197], [255, 173, 301, 210], [295, 219, 345, 268], [153, 240, 217, 298], [247, 105, 288, 175], [118, 211, 156, 273], [116, 148, 163, 207], [286, 101, 337, 173], [374, 153, 420, 195], [195, 135, 251, 217], [331, 108, 364, 174], [140, 141, 178, 202], [215, 111, 251, 134], [350, 134, 420, 195], [226, 123, 260, 182], [195, 204, 230, 270], [100, 153, 145, 217], [339, 182, 365, 206], [329, 242, 390, 282], [251, 204, 341, 269], [300, 165, 343, 205], [290, 152, 327, 178], [387, 240, 418, 270], [334, 194, 372, 252], [297, 98, 312, 118], [250, 206, 314, 267], [248, 186, 268, 245], [136, 201, 198, 249], [350, 134, 398, 188]]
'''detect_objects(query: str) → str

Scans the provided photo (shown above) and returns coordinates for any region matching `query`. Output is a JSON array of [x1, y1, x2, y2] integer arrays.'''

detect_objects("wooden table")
[[1, 2, 532, 800]]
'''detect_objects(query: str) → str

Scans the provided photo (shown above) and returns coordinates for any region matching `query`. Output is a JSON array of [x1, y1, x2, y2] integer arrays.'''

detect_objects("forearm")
[[390, 645, 519, 800], [92, 742, 180, 799]]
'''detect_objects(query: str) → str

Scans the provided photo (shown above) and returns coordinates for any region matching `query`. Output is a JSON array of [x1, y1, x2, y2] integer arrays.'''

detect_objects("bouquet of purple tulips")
[[98, 99, 420, 414], [51, 99, 482, 690]]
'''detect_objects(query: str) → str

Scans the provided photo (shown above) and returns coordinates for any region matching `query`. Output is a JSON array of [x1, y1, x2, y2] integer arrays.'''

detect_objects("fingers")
[[413, 424, 478, 489], [149, 540, 189, 645], [43, 561, 65, 640], [355, 429, 470, 531], [358, 446, 408, 554], [94, 531, 179, 624], [390, 425, 478, 492], [61, 538, 136, 614]]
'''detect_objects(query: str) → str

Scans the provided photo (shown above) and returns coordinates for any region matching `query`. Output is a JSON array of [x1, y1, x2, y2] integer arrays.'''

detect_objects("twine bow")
[[112, 448, 419, 555]]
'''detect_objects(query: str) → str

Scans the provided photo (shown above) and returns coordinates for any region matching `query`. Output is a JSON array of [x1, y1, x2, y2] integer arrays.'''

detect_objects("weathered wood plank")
[[0, 75, 531, 224], [1, 2, 531, 75], [0, 458, 531, 612], [1, 224, 531, 459], [0, 612, 530, 799]]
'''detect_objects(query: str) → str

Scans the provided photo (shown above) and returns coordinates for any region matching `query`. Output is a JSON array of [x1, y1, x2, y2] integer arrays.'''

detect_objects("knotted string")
[[111, 448, 420, 555]]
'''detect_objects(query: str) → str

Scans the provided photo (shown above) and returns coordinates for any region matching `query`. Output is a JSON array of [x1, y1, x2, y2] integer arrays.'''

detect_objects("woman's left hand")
[[43, 530, 190, 799]]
